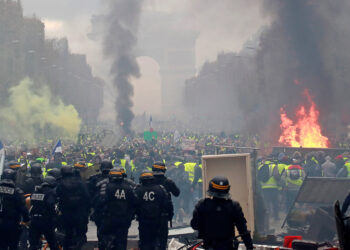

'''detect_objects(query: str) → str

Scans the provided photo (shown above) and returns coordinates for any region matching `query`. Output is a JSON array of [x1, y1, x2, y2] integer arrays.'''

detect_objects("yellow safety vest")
[[120, 159, 126, 168], [259, 163, 278, 189], [345, 162, 350, 178], [198, 164, 203, 183], [184, 162, 196, 182], [285, 166, 303, 186], [174, 162, 182, 167], [42, 168, 47, 178], [130, 160, 136, 172]]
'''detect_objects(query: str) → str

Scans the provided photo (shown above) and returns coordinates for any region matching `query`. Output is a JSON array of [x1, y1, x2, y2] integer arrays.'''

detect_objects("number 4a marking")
[[143, 191, 155, 201]]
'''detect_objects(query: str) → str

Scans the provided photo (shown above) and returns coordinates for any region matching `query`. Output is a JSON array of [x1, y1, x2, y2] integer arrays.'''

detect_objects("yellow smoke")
[[0, 78, 81, 143]]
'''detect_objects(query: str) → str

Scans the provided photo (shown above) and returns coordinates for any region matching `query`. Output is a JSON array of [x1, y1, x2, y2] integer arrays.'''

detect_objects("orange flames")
[[278, 89, 329, 148]]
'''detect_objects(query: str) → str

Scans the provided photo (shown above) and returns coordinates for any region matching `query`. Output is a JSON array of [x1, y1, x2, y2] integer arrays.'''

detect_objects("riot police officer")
[[56, 166, 90, 249], [87, 160, 113, 248], [97, 167, 137, 250], [0, 169, 30, 249], [28, 176, 59, 250], [22, 163, 43, 195], [7, 161, 26, 187], [135, 170, 172, 250], [152, 162, 179, 249], [87, 160, 113, 199], [191, 176, 253, 250], [47, 168, 62, 184], [152, 162, 180, 198]]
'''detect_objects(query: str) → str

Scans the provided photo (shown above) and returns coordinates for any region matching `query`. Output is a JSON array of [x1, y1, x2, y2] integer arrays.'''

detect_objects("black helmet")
[[139, 170, 154, 183], [61, 165, 73, 177], [100, 160, 113, 173], [30, 163, 42, 177], [152, 162, 166, 175], [1, 169, 16, 183], [47, 168, 62, 180], [74, 161, 86, 169], [120, 168, 127, 177], [8, 161, 21, 171], [42, 176, 57, 188], [108, 167, 124, 181], [207, 176, 230, 199]]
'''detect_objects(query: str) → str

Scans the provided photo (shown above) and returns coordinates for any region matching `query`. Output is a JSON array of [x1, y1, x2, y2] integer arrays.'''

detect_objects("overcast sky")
[[21, 0, 268, 115]]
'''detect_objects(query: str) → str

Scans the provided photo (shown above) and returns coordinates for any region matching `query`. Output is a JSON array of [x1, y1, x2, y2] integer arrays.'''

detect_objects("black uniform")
[[21, 176, 43, 195], [0, 179, 29, 250], [135, 181, 172, 250], [153, 174, 179, 248], [124, 177, 136, 188], [56, 174, 90, 249], [97, 178, 137, 250], [191, 198, 253, 250], [87, 172, 109, 199], [87, 169, 111, 249], [28, 183, 59, 250], [154, 175, 180, 197]]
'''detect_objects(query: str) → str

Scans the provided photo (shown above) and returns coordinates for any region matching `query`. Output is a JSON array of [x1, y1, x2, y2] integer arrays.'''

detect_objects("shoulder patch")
[[31, 193, 45, 201], [0, 186, 15, 195]]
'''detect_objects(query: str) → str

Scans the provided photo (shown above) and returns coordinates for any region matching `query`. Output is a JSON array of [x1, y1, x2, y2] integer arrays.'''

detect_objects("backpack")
[[258, 164, 271, 183], [288, 168, 300, 180]]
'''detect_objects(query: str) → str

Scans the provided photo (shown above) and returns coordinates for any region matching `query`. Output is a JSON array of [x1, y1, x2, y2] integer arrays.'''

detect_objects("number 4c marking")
[[143, 191, 155, 201]]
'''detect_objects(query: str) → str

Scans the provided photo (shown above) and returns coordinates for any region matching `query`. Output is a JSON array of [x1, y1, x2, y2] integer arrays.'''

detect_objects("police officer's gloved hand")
[[241, 232, 254, 250]]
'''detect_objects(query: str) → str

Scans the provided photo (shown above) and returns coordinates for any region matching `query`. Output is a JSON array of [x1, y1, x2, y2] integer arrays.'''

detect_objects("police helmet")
[[207, 176, 230, 199], [47, 168, 62, 180], [1, 169, 16, 183], [8, 161, 21, 170], [100, 160, 113, 173], [73, 161, 87, 173], [30, 163, 42, 177], [120, 167, 127, 177], [139, 170, 154, 183], [61, 165, 73, 177], [108, 167, 124, 181], [74, 161, 86, 169], [42, 176, 57, 188], [152, 162, 166, 175]]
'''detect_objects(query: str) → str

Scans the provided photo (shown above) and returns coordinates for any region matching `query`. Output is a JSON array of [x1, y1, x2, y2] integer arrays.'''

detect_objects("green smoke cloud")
[[0, 78, 82, 144]]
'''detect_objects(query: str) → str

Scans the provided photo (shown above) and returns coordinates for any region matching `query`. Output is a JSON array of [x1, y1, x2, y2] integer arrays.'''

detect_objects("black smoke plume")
[[186, 0, 350, 140], [254, 0, 350, 139], [103, 0, 143, 135]]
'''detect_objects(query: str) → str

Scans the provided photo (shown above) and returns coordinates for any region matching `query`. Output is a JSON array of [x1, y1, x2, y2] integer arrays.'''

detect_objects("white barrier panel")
[[202, 154, 255, 234]]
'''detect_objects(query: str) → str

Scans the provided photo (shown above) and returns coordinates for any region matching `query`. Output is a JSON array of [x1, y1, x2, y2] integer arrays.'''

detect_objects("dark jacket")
[[56, 176, 90, 214], [22, 175, 43, 195], [97, 179, 137, 226], [135, 181, 173, 223], [30, 184, 57, 219], [191, 197, 253, 249], [153, 175, 180, 197], [0, 180, 29, 223]]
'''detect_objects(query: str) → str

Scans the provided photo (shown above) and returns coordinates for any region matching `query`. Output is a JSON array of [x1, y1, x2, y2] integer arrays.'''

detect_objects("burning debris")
[[279, 88, 329, 148]]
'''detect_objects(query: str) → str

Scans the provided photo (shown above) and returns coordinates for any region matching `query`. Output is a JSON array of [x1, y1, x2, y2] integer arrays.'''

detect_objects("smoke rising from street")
[[103, 0, 143, 135]]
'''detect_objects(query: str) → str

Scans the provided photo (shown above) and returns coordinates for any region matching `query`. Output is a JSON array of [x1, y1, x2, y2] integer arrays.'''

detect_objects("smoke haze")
[[0, 78, 81, 144]]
